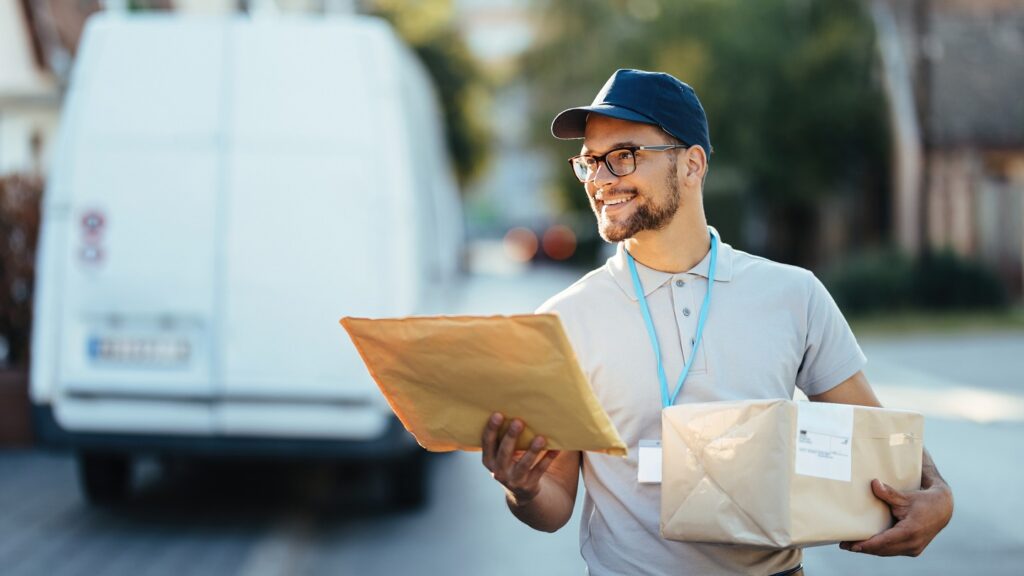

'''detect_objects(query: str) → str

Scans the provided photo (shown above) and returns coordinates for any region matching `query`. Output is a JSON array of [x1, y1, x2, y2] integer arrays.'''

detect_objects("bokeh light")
[[541, 224, 577, 261], [502, 227, 539, 263]]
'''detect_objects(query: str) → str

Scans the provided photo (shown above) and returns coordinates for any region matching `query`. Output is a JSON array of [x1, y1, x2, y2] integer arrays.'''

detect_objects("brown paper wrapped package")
[[340, 314, 627, 456], [661, 399, 923, 548]]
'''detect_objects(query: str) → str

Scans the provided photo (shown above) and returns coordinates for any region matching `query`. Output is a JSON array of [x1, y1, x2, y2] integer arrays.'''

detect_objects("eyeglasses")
[[568, 145, 688, 183]]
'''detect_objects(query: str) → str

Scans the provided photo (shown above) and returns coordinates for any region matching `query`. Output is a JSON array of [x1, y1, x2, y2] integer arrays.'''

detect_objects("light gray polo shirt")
[[536, 227, 867, 576]]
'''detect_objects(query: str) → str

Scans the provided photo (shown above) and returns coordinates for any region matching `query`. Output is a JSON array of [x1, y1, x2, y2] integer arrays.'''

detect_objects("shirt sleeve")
[[795, 272, 868, 396]]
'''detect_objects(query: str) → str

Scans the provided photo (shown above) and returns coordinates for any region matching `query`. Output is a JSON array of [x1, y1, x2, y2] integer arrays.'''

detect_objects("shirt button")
[[675, 279, 685, 287], [682, 308, 691, 317]]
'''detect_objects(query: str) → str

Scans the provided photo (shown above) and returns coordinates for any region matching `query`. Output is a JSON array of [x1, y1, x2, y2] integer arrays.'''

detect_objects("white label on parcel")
[[795, 401, 853, 482]]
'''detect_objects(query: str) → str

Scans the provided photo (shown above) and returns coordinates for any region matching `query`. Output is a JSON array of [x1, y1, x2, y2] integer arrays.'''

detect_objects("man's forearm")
[[505, 475, 575, 533], [920, 448, 950, 492]]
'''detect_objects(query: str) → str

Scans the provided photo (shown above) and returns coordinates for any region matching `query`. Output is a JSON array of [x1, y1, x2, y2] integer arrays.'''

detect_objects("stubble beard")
[[593, 161, 681, 243]]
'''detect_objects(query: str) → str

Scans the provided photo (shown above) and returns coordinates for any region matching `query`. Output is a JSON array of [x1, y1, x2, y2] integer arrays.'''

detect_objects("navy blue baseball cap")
[[551, 69, 712, 156]]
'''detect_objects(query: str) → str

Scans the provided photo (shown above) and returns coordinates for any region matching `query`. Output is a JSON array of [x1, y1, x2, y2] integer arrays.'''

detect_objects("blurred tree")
[[127, 0, 172, 10], [367, 0, 493, 187], [0, 175, 43, 367], [524, 0, 890, 268]]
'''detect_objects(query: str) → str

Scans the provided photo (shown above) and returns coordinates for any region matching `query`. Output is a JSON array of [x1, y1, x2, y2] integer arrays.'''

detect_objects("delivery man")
[[479, 69, 953, 575]]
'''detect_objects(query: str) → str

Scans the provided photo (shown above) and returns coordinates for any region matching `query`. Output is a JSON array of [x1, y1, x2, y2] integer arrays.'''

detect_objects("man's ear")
[[683, 145, 708, 186]]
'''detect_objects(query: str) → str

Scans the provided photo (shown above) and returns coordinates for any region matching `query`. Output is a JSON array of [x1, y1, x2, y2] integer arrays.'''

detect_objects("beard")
[[591, 163, 681, 243]]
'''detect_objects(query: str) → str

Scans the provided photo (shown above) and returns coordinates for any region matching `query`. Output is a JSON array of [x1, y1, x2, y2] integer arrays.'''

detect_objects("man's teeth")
[[604, 196, 633, 205]]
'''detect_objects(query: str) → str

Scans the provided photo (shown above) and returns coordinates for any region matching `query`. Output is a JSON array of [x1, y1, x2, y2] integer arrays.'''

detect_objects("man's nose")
[[590, 161, 618, 189]]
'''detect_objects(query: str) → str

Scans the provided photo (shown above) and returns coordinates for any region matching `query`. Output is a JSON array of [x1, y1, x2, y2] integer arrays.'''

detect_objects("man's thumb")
[[871, 478, 910, 507]]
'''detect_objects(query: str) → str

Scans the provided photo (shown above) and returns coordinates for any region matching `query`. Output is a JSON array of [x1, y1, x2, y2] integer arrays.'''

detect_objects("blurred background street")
[[2, 0, 1023, 575], [2, 267, 1023, 575]]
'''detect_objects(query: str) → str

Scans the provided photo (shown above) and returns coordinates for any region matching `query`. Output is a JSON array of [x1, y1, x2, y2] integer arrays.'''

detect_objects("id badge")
[[637, 439, 662, 484]]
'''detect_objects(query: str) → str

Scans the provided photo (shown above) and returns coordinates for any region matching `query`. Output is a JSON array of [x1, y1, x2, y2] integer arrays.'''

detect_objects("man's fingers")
[[481, 412, 503, 469], [526, 449, 560, 485], [495, 418, 524, 466], [843, 484, 950, 557], [512, 435, 547, 478], [871, 478, 911, 508], [847, 523, 916, 556]]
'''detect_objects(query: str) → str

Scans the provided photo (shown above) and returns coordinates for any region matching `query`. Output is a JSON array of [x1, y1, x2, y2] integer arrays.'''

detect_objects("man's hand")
[[480, 412, 580, 532], [812, 371, 955, 557], [481, 412, 560, 506], [840, 478, 954, 557]]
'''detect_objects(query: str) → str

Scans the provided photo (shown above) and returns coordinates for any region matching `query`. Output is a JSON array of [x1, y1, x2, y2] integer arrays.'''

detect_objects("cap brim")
[[550, 104, 658, 139]]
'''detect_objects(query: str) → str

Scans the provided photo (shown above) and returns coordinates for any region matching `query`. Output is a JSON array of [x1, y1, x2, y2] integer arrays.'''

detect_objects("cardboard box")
[[661, 399, 923, 548]]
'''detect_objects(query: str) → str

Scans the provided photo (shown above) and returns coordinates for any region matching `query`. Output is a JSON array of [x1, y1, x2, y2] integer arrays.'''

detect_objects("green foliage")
[[413, 32, 492, 186], [825, 247, 1009, 315], [911, 250, 1009, 311], [368, 0, 492, 186], [524, 0, 890, 262], [824, 248, 915, 313]]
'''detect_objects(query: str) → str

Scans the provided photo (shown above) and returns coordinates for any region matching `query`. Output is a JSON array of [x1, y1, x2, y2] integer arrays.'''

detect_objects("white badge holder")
[[637, 439, 662, 484]]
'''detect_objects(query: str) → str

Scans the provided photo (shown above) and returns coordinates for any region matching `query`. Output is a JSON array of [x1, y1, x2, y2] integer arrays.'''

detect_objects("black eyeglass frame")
[[567, 145, 689, 183]]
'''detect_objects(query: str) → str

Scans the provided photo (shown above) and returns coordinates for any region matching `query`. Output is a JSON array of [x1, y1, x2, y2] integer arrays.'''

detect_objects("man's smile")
[[597, 192, 638, 217]]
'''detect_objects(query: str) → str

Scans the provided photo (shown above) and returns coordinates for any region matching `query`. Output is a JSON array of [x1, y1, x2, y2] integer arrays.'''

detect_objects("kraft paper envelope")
[[340, 314, 627, 456], [661, 399, 922, 548]]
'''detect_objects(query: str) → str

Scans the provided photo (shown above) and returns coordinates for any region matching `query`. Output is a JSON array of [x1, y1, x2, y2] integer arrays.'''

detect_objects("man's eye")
[[613, 150, 633, 161]]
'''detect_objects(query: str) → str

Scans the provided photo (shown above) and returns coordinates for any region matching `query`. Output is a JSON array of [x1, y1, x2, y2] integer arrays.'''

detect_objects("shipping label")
[[795, 401, 854, 482]]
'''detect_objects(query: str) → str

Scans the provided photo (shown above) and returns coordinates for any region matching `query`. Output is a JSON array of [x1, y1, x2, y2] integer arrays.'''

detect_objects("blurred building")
[[0, 0, 111, 174], [0, 1, 68, 174], [875, 0, 1024, 298]]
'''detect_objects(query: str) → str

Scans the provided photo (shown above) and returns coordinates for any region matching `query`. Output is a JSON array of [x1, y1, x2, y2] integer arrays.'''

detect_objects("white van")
[[29, 13, 463, 506]]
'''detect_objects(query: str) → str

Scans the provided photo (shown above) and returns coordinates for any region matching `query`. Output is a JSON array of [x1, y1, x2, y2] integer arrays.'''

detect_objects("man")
[[479, 69, 953, 575]]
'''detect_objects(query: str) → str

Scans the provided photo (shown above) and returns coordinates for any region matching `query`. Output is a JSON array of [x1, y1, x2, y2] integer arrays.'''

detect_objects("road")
[[1, 265, 1022, 575]]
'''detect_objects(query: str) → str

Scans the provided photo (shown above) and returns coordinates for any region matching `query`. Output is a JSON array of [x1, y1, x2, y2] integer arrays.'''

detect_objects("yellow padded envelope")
[[340, 314, 626, 456]]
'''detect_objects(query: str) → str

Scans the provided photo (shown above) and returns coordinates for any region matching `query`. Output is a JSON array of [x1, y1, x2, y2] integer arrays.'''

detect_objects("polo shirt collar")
[[608, 226, 734, 301]]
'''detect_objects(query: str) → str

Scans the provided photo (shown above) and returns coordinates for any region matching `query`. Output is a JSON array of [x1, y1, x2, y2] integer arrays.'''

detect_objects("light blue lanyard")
[[626, 233, 717, 409]]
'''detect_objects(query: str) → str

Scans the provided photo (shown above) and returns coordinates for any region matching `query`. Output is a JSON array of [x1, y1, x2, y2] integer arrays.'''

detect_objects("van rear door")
[[215, 21, 414, 439], [53, 18, 224, 434]]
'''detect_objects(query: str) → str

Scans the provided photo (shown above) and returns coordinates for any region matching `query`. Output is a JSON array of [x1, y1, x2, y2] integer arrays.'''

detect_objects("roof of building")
[[927, 10, 1024, 148]]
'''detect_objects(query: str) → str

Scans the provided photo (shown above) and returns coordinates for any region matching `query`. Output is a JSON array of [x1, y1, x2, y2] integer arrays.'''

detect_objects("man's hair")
[[661, 129, 684, 147]]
